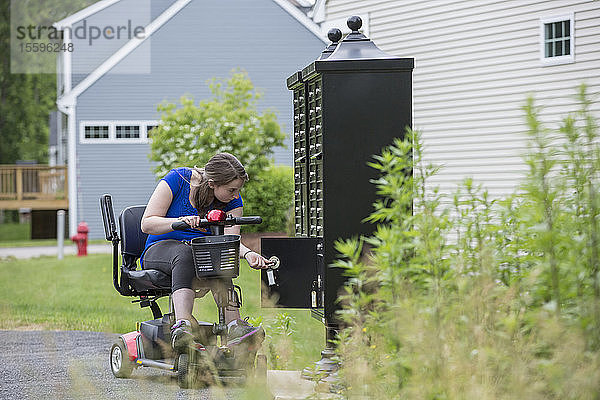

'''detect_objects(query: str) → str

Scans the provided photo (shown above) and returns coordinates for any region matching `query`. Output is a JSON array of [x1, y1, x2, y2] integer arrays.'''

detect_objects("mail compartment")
[[260, 237, 322, 309]]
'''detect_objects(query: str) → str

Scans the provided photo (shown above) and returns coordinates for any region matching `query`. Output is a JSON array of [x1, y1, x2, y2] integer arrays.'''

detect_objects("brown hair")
[[190, 153, 249, 216]]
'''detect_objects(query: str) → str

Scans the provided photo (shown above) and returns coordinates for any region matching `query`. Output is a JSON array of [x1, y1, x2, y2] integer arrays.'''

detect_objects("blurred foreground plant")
[[334, 85, 600, 399]]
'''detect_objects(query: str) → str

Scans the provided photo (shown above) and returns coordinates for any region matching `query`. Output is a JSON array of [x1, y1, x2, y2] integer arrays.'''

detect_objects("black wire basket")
[[190, 234, 240, 278]]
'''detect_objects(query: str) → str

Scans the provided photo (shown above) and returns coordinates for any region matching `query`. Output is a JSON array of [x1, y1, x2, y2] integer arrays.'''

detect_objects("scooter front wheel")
[[177, 353, 194, 389], [110, 340, 134, 378], [255, 354, 267, 379]]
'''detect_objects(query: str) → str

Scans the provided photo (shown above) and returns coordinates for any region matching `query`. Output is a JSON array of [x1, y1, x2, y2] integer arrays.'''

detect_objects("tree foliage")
[[0, 0, 97, 164], [149, 71, 285, 179]]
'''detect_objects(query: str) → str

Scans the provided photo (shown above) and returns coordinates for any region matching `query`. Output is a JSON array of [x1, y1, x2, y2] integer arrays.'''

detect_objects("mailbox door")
[[260, 237, 320, 308]]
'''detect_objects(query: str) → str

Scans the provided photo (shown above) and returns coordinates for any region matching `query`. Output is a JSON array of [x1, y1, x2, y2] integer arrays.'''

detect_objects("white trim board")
[[54, 0, 122, 29], [271, 0, 328, 43], [55, 0, 190, 237], [309, 0, 326, 24]]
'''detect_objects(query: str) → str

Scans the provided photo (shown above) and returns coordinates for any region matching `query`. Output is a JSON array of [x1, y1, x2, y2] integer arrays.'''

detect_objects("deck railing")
[[0, 165, 68, 209]]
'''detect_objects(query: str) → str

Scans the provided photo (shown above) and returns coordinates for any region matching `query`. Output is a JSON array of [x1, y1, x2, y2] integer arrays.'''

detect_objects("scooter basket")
[[190, 234, 240, 278]]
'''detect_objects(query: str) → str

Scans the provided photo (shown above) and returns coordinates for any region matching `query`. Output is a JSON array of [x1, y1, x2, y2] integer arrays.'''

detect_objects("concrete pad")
[[267, 370, 343, 400], [267, 370, 315, 399]]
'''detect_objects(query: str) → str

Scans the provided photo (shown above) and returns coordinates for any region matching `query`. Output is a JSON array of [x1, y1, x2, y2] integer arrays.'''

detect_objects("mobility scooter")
[[100, 194, 270, 388]]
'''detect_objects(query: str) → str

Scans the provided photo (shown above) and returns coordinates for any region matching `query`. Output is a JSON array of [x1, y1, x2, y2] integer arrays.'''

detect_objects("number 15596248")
[[20, 42, 73, 52]]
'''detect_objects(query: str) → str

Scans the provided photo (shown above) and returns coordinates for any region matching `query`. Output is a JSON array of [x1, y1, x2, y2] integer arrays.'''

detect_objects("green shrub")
[[241, 164, 293, 233]]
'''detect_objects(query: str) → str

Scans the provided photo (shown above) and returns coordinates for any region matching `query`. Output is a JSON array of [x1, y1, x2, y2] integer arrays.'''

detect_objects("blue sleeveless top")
[[141, 167, 243, 263]]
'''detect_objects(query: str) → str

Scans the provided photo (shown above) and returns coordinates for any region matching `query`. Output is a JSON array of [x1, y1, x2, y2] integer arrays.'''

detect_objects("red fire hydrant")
[[71, 221, 89, 256]]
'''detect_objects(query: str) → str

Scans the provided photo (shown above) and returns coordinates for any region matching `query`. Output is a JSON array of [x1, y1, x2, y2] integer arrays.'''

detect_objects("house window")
[[80, 121, 158, 143], [116, 125, 140, 139], [545, 20, 570, 57], [84, 125, 109, 139], [540, 14, 574, 65], [146, 125, 158, 138]]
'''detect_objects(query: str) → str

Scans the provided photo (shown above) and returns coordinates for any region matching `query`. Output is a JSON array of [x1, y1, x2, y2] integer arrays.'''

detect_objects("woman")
[[140, 153, 269, 350]]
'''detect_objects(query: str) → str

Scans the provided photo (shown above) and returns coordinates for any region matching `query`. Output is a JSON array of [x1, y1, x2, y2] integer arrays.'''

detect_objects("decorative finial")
[[347, 16, 362, 32], [318, 28, 343, 59], [323, 15, 395, 60], [328, 28, 342, 43]]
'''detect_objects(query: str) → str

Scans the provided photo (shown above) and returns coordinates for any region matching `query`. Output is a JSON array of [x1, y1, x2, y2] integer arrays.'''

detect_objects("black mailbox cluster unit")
[[261, 17, 414, 352]]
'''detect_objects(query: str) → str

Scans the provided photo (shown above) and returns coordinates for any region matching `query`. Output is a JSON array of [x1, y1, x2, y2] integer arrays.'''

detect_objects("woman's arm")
[[141, 180, 179, 235], [225, 206, 270, 269]]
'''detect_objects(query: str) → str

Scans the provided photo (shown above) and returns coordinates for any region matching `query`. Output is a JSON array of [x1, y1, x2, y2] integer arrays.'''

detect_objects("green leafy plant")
[[264, 312, 297, 370]]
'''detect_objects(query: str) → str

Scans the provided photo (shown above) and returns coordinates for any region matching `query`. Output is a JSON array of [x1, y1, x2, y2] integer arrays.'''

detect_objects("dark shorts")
[[142, 239, 232, 293]]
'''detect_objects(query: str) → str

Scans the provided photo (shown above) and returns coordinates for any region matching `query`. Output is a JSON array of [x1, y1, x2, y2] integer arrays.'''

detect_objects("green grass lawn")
[[0, 253, 324, 370], [0, 222, 30, 242]]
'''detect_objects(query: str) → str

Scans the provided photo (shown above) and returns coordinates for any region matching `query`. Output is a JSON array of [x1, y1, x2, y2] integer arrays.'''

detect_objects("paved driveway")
[[0, 330, 244, 400]]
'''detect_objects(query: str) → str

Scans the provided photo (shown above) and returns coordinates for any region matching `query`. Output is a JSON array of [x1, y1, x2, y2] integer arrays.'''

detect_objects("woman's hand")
[[178, 215, 201, 229], [244, 251, 270, 269]]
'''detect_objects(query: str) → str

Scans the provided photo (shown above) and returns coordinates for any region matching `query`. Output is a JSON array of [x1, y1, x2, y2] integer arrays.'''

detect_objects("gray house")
[[53, 0, 327, 238]]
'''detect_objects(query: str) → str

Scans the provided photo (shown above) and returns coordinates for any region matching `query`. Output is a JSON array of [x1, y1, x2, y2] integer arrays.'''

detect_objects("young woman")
[[140, 153, 269, 350]]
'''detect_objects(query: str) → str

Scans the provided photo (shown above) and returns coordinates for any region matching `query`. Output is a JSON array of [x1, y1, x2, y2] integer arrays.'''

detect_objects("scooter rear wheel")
[[110, 340, 134, 378]]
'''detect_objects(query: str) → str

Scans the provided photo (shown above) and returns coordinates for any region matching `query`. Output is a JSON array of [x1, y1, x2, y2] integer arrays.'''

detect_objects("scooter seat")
[[124, 269, 171, 291]]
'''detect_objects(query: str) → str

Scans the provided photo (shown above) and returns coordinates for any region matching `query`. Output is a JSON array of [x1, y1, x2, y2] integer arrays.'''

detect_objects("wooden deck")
[[0, 165, 68, 210]]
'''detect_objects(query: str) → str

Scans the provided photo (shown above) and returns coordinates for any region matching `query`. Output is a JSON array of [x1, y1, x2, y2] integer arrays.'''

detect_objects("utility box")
[[262, 16, 414, 344]]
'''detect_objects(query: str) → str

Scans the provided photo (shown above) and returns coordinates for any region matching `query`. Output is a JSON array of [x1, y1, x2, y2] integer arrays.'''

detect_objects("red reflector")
[[207, 209, 226, 222]]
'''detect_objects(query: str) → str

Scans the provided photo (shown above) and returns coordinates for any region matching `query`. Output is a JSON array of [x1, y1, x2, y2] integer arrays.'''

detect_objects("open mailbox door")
[[260, 237, 322, 309]]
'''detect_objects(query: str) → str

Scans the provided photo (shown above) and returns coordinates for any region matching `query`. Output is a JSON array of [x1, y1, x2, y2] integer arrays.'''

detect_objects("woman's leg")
[[172, 288, 196, 322], [143, 240, 196, 321]]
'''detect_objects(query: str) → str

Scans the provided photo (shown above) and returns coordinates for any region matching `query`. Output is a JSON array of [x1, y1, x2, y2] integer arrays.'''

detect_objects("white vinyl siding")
[[323, 0, 600, 203]]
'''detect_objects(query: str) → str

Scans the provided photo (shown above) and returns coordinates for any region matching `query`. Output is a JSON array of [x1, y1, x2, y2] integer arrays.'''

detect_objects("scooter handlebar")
[[234, 216, 262, 225], [171, 216, 262, 231], [171, 220, 192, 231]]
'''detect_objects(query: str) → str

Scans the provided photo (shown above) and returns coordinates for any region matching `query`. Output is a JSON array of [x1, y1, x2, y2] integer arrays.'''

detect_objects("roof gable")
[[56, 0, 326, 108], [54, 0, 325, 39], [57, 0, 192, 107]]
